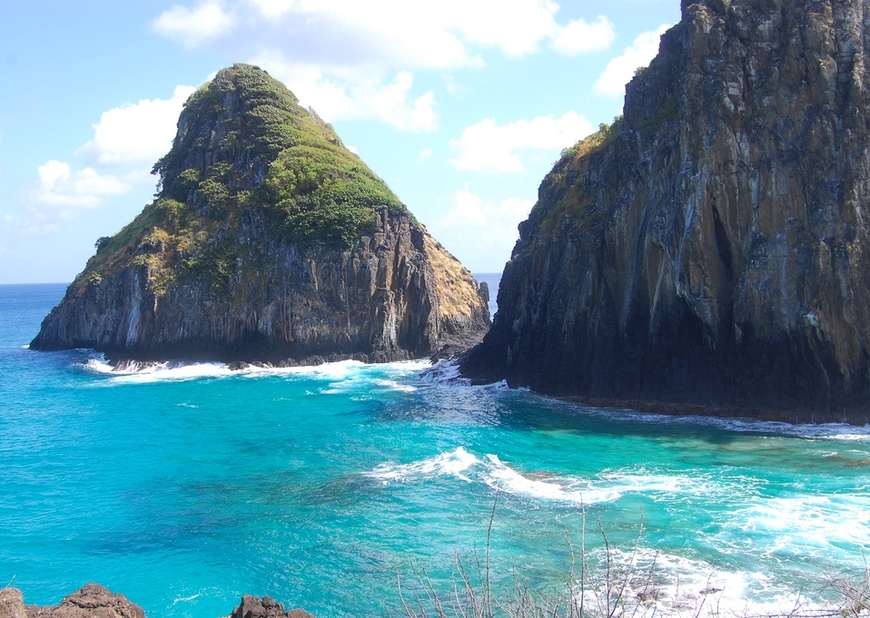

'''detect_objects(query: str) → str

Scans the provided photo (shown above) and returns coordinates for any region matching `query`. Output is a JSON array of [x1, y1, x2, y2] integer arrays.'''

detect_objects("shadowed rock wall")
[[31, 207, 489, 364], [463, 0, 870, 423]]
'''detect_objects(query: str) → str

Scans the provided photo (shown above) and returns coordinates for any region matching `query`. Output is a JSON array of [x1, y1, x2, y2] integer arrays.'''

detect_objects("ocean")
[[1, 281, 869, 618]]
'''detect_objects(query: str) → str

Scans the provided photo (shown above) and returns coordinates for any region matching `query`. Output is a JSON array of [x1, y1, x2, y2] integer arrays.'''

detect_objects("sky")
[[0, 0, 682, 284]]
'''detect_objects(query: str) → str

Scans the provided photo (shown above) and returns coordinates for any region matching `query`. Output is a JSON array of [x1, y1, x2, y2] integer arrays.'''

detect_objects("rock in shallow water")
[[462, 0, 870, 423]]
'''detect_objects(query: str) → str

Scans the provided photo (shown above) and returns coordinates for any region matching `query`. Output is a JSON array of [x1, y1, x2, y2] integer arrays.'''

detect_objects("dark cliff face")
[[31, 64, 489, 364], [463, 0, 870, 423]]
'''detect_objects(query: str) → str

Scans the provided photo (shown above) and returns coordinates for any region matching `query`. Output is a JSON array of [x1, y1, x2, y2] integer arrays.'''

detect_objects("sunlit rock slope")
[[31, 64, 489, 364]]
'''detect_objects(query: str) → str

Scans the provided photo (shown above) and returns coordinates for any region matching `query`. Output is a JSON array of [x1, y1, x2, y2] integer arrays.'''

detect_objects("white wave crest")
[[482, 454, 621, 504], [419, 359, 470, 385], [578, 546, 830, 618], [366, 449, 732, 506], [82, 358, 231, 383], [373, 379, 418, 393], [79, 357, 431, 387], [729, 494, 870, 557], [366, 447, 481, 483]]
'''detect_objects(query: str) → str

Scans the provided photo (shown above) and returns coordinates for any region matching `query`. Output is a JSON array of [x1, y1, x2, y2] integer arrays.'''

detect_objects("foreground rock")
[[226, 594, 313, 618], [0, 587, 313, 618], [31, 64, 489, 365], [0, 584, 143, 618], [463, 0, 870, 423]]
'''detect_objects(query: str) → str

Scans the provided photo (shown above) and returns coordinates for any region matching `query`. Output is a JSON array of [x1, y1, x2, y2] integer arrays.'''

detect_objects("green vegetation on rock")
[[528, 118, 624, 239], [86, 63, 404, 297], [31, 62, 491, 364]]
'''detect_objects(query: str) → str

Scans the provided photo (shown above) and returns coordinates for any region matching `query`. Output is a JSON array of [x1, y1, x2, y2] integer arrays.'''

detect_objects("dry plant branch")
[[392, 501, 870, 618]]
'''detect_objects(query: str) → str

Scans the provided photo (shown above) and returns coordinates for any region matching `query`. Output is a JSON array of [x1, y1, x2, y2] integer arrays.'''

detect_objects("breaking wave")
[[80, 355, 430, 389], [364, 447, 738, 506]]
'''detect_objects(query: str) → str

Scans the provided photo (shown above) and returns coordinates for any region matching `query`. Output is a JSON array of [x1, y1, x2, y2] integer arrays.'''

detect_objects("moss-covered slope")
[[31, 64, 489, 363]]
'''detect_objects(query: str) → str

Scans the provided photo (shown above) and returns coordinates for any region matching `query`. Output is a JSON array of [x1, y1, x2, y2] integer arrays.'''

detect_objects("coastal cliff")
[[462, 0, 870, 423], [31, 64, 489, 364]]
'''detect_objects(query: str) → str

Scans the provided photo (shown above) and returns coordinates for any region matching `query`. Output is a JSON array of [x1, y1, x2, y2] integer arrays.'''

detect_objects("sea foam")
[[576, 545, 832, 618], [365, 448, 741, 506], [80, 356, 430, 387]]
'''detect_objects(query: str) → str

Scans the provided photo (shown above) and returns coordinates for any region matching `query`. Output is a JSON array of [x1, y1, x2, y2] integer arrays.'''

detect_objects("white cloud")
[[437, 0, 559, 58], [248, 0, 296, 18], [152, 1, 235, 48], [449, 111, 594, 174], [152, 1, 616, 134], [429, 187, 533, 270], [153, 1, 616, 68], [419, 148, 433, 161], [76, 85, 196, 166], [254, 54, 438, 132], [32, 161, 131, 212], [594, 24, 672, 97], [550, 15, 616, 55], [22, 83, 195, 227]]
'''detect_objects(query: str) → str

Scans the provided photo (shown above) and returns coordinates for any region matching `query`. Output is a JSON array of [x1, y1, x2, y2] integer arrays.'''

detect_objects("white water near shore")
[[2, 284, 869, 618]]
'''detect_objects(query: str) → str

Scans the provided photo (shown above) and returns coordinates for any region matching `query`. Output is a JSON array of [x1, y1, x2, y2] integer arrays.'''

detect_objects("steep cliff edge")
[[31, 64, 489, 364], [462, 0, 870, 423]]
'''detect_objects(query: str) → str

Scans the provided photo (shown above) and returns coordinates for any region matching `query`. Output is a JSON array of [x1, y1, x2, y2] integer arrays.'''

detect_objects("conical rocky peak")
[[462, 0, 870, 423], [31, 64, 490, 364]]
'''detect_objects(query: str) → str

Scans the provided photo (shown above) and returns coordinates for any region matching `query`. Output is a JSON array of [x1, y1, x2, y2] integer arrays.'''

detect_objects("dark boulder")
[[226, 594, 314, 618]]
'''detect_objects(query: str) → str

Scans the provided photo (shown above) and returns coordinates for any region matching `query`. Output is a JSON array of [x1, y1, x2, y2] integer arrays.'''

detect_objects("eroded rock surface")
[[31, 64, 489, 365], [463, 0, 870, 423], [0, 588, 33, 618], [0, 585, 143, 618], [226, 594, 314, 618], [0, 587, 315, 618]]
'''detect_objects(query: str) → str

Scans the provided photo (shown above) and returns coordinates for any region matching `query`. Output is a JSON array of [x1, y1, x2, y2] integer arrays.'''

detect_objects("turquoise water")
[[1, 283, 869, 617]]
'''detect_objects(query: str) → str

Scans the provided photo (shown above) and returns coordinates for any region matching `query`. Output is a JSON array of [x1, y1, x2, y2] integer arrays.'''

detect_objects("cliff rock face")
[[463, 0, 870, 422], [31, 65, 489, 364]]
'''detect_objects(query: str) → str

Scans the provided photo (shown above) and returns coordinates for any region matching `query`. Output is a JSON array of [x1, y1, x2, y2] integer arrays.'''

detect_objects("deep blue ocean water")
[[1, 282, 869, 617]]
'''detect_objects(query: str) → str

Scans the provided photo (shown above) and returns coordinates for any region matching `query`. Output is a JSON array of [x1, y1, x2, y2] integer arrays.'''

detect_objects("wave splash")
[[79, 356, 430, 388], [363, 447, 728, 506], [574, 546, 836, 618], [419, 359, 470, 385]]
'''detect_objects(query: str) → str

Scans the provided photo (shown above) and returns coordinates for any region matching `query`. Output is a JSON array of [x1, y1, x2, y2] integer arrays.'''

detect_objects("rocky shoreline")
[[0, 584, 314, 618]]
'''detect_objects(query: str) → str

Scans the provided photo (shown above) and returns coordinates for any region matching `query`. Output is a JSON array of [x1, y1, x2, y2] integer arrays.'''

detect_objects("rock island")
[[31, 64, 489, 365]]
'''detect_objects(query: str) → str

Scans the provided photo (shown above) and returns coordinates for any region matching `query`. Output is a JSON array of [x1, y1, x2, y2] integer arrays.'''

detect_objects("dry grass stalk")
[[392, 499, 870, 618]]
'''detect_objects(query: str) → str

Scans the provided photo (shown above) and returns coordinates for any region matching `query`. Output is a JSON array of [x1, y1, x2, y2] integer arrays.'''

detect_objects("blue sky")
[[0, 0, 680, 284]]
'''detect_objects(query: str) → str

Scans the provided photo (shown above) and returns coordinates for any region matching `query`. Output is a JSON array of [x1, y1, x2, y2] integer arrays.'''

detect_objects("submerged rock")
[[31, 64, 489, 365], [463, 0, 870, 423]]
